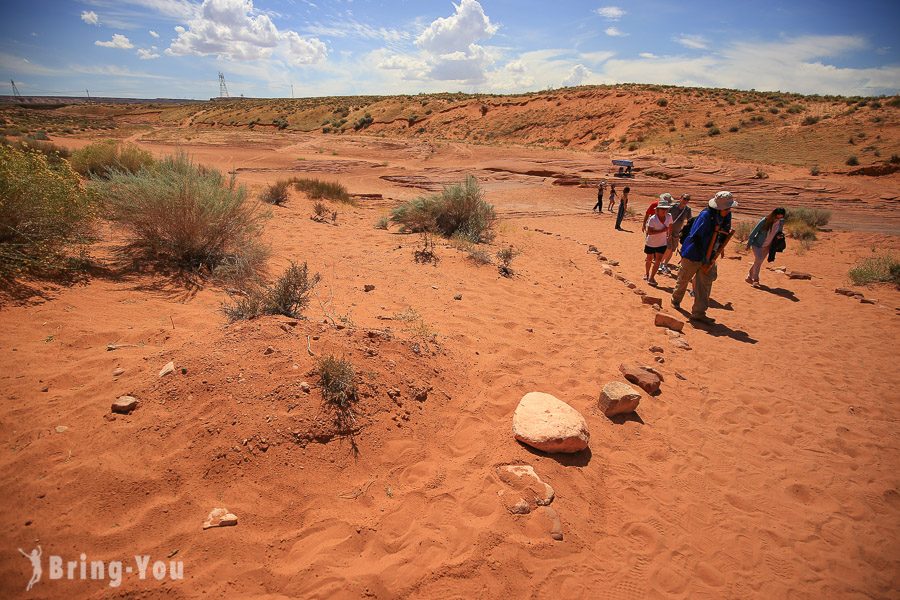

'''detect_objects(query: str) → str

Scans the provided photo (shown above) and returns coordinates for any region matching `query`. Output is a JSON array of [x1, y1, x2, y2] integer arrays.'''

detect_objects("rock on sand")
[[618, 363, 662, 394], [655, 313, 685, 332], [599, 382, 642, 416], [203, 508, 238, 530], [512, 392, 589, 453]]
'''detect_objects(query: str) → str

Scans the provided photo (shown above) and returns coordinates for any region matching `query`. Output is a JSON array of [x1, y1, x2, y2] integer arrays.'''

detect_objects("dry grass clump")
[[787, 207, 831, 228], [292, 177, 352, 203], [260, 179, 291, 205], [374, 215, 389, 230], [390, 175, 496, 243], [70, 140, 154, 178], [223, 261, 320, 321], [497, 245, 520, 277], [317, 355, 358, 432], [94, 153, 268, 274], [733, 221, 754, 244], [848, 255, 900, 286], [0, 145, 94, 280]]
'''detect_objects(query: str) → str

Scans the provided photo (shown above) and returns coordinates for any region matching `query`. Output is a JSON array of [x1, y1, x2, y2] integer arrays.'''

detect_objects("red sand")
[[1, 129, 899, 598]]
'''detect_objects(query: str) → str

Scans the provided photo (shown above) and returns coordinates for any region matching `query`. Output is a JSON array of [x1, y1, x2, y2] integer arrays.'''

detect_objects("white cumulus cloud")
[[149, 30, 160, 38], [562, 64, 591, 87], [95, 34, 134, 49], [605, 26, 626, 37], [595, 6, 625, 20], [166, 0, 326, 64], [138, 47, 161, 59], [81, 11, 100, 26], [639, 52, 657, 59], [415, 0, 497, 54]]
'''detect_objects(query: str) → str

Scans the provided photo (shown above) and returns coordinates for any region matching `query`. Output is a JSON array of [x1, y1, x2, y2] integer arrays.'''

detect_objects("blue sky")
[[2, 0, 898, 99]]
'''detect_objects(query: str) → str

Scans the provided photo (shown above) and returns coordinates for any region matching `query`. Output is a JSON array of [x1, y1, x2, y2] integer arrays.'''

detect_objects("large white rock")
[[512, 392, 590, 453]]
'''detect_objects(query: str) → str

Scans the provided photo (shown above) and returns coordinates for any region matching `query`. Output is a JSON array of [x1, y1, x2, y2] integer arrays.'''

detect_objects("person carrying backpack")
[[660, 193, 692, 275]]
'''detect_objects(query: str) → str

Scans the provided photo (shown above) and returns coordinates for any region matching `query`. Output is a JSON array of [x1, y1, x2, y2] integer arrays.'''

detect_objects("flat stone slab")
[[512, 392, 590, 453]]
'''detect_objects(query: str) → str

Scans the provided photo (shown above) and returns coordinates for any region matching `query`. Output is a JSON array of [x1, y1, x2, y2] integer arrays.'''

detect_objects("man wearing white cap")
[[671, 191, 736, 324]]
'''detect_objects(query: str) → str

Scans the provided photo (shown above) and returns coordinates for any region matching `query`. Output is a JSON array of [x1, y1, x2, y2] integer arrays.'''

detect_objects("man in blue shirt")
[[671, 191, 737, 324]]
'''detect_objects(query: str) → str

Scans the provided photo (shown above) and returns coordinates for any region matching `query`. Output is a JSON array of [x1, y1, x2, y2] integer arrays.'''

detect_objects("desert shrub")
[[733, 221, 754, 243], [261, 179, 291, 205], [628, 143, 638, 151], [70, 140, 153, 178], [890, 154, 900, 164], [704, 120, 715, 128], [317, 355, 358, 432], [846, 155, 859, 166], [497, 245, 519, 277], [94, 153, 268, 272], [467, 248, 492, 265], [754, 168, 768, 179], [29, 130, 49, 140], [0, 145, 94, 279], [656, 98, 668, 107], [810, 165, 820, 176], [292, 177, 351, 203], [848, 255, 900, 286], [708, 127, 721, 136], [787, 105, 804, 114], [272, 117, 289, 130], [785, 221, 817, 241], [353, 113, 373, 131], [223, 261, 320, 321], [728, 125, 739, 132], [1, 136, 70, 165], [390, 175, 495, 243], [375, 215, 389, 230], [802, 116, 820, 126], [312, 201, 329, 219], [787, 207, 831, 228]]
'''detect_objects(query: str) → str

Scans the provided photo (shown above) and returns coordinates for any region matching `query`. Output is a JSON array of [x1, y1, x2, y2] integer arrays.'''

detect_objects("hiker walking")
[[660, 193, 693, 275], [607, 184, 617, 213], [671, 191, 736, 324], [642, 193, 671, 232], [644, 197, 674, 286], [746, 207, 786, 286], [593, 180, 607, 212], [615, 186, 630, 230]]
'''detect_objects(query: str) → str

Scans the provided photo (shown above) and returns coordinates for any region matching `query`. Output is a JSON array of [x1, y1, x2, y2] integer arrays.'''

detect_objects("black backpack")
[[679, 216, 697, 245]]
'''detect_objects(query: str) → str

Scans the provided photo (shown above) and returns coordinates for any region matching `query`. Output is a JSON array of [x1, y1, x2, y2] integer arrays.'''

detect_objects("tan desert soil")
[[1, 126, 899, 598]]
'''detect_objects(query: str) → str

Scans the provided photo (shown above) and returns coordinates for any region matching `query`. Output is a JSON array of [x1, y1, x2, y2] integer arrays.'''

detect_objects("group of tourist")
[[593, 181, 788, 325]]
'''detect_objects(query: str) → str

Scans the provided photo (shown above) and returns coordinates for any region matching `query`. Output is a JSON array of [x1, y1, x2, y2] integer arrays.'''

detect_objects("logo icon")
[[19, 546, 42, 591]]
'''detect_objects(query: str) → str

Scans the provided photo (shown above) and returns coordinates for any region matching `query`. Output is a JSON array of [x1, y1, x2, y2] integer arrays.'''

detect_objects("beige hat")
[[708, 191, 737, 210]]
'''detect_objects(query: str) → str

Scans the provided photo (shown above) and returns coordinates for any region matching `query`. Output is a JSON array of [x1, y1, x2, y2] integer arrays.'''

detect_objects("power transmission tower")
[[10, 79, 22, 98], [85, 89, 92, 103], [218, 72, 229, 98]]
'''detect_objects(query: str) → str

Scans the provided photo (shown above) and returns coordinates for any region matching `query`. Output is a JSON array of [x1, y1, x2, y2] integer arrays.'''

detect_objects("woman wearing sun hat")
[[671, 191, 736, 324], [643, 197, 674, 286]]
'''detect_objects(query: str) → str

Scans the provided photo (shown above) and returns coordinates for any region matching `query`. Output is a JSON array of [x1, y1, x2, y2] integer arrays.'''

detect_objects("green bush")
[[261, 179, 291, 205], [810, 165, 820, 176], [292, 177, 351, 203], [70, 140, 154, 178], [390, 175, 496, 243], [802, 115, 820, 126], [0, 145, 94, 279], [317, 354, 358, 432], [787, 207, 831, 228], [94, 153, 268, 273], [708, 127, 721, 136], [1, 136, 70, 166], [374, 215, 389, 230], [223, 261, 319, 321], [656, 98, 668, 107], [848, 255, 900, 286], [846, 155, 859, 166]]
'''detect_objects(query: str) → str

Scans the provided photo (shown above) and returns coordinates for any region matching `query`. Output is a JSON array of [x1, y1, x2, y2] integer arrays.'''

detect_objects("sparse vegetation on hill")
[[848, 254, 900, 286], [391, 175, 496, 243], [70, 140, 154, 178], [0, 145, 94, 279], [318, 354, 358, 432], [95, 153, 268, 274], [261, 179, 291, 205]]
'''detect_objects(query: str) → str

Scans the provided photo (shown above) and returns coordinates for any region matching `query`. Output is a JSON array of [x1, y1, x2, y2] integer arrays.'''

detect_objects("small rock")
[[41, 385, 49, 393], [655, 356, 665, 364], [670, 337, 692, 350], [608, 260, 620, 266], [454, 294, 462, 300], [835, 288, 856, 296], [649, 345, 664, 353], [112, 368, 125, 377], [496, 464, 555, 508], [860, 298, 878, 305], [512, 392, 590, 453], [111, 395, 138, 414], [431, 285, 438, 290], [598, 381, 642, 417], [202, 508, 238, 530], [364, 284, 375, 292], [655, 313, 685, 332], [55, 426, 68, 434], [675, 372, 687, 380], [788, 271, 812, 280], [618, 363, 662, 394], [642, 296, 663, 306], [300, 382, 311, 393], [603, 267, 614, 276], [539, 505, 564, 541], [159, 361, 175, 377], [588, 245, 598, 253], [264, 346, 274, 355]]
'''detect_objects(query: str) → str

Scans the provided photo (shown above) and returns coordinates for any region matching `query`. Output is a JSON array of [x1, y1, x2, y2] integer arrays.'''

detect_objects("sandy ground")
[[1, 130, 899, 598]]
